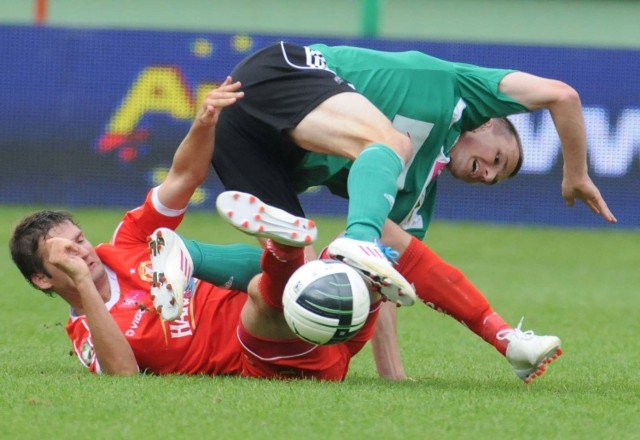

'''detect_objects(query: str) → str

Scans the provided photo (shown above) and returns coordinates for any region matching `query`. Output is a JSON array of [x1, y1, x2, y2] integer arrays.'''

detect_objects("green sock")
[[182, 238, 262, 292], [345, 144, 404, 242]]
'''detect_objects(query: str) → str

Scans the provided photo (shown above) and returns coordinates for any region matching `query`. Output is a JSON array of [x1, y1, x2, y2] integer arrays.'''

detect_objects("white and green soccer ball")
[[283, 259, 371, 345]]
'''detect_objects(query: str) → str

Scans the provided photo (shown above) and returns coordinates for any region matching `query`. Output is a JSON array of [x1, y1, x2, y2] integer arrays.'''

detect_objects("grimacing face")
[[33, 220, 107, 295], [448, 122, 520, 185]]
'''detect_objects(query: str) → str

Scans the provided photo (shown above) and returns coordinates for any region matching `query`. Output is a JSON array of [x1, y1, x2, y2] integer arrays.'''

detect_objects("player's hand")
[[197, 76, 244, 127], [45, 237, 91, 282], [562, 174, 617, 223]]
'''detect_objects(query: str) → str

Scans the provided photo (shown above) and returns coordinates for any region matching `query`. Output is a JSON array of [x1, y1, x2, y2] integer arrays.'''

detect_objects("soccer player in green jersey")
[[212, 42, 616, 383]]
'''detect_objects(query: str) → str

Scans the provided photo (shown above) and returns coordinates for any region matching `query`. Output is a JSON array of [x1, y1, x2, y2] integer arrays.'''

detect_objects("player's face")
[[448, 125, 520, 185], [38, 220, 107, 295]]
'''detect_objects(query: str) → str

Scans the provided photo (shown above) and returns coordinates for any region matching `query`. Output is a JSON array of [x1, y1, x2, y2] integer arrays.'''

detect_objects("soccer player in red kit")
[[9, 79, 382, 379]]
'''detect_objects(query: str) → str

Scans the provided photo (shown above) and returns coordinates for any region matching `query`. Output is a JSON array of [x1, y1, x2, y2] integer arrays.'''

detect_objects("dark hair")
[[495, 117, 523, 178], [9, 210, 78, 295]]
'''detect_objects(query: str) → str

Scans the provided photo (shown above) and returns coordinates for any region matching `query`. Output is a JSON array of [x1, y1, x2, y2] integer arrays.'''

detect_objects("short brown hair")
[[9, 210, 77, 295]]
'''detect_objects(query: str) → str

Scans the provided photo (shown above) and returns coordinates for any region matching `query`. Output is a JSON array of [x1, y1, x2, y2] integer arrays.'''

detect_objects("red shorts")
[[237, 301, 382, 381]]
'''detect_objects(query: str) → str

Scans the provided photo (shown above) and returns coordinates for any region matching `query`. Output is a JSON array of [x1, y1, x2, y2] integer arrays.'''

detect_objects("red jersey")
[[66, 187, 380, 380], [66, 187, 247, 375]]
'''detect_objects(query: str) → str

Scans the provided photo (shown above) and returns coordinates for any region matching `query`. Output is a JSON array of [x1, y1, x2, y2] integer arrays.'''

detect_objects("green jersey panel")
[[294, 44, 529, 239]]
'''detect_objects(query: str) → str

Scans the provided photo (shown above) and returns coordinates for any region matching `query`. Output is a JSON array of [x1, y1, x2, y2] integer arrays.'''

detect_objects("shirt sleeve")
[[111, 186, 187, 247], [454, 63, 530, 130]]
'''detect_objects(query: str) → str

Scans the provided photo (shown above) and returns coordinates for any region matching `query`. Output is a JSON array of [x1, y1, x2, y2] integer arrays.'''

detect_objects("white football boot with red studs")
[[147, 228, 193, 321], [497, 317, 563, 384], [215, 191, 317, 247]]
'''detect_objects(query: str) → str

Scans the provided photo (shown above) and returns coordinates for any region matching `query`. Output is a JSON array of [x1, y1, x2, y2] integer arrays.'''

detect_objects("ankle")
[[265, 239, 303, 262]]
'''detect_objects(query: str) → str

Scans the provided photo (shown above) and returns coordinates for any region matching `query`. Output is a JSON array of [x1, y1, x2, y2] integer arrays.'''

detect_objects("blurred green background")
[[1, 0, 639, 48]]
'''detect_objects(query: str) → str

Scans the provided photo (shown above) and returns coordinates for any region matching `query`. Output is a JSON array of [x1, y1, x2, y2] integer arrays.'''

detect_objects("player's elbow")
[[549, 81, 581, 107], [186, 169, 209, 188], [102, 363, 140, 376], [171, 169, 208, 192], [97, 353, 140, 376]]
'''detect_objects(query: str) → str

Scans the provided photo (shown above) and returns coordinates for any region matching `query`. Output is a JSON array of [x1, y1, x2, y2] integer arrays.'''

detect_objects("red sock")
[[257, 239, 305, 311], [396, 237, 512, 355]]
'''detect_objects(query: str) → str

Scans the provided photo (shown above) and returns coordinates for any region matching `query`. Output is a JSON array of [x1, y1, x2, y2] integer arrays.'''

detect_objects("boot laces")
[[496, 317, 535, 342], [374, 239, 400, 265]]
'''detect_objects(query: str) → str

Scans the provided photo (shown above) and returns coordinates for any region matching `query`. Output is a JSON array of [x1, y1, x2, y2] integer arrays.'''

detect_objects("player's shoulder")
[[452, 61, 516, 81]]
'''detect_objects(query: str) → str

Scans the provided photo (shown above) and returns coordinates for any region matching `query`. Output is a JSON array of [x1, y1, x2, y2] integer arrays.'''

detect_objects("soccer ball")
[[283, 259, 371, 345]]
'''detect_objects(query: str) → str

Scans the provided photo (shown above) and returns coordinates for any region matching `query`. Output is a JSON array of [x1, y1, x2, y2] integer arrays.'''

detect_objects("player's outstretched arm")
[[158, 76, 244, 210], [499, 72, 616, 223], [371, 302, 408, 380], [369, 220, 416, 380]]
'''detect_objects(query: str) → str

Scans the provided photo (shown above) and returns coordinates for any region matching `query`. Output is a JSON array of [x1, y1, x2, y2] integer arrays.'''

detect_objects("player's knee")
[[249, 274, 284, 312], [247, 275, 263, 304], [392, 131, 413, 164], [373, 128, 413, 165]]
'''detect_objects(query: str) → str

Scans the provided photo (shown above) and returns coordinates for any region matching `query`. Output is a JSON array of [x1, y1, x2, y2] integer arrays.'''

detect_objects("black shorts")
[[213, 42, 355, 217]]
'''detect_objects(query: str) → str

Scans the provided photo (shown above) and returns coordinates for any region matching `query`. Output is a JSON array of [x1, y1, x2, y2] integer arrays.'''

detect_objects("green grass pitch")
[[1, 204, 638, 439]]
